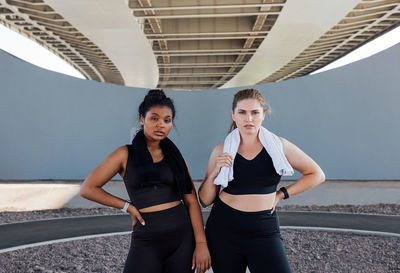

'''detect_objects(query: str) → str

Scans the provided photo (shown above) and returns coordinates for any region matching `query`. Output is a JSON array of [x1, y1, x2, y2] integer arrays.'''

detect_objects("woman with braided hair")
[[81, 89, 211, 273]]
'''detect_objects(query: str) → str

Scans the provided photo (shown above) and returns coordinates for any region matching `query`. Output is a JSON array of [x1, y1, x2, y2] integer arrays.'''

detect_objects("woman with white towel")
[[198, 88, 325, 273]]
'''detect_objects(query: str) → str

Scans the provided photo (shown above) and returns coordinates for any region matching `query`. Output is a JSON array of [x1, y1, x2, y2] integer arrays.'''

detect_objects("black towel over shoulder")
[[129, 129, 193, 196]]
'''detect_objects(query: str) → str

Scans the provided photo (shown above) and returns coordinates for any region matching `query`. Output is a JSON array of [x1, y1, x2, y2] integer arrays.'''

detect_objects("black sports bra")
[[123, 145, 181, 209], [223, 147, 281, 195]]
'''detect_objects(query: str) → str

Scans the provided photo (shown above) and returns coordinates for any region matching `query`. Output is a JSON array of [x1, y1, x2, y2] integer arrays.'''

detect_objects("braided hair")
[[138, 89, 175, 120]]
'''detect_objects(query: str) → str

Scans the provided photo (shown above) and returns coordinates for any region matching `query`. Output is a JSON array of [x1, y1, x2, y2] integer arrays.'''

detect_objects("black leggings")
[[205, 196, 292, 273], [123, 202, 195, 273]]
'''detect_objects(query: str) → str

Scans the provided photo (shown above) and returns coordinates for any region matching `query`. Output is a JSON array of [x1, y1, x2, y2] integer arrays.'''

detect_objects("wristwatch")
[[279, 187, 289, 199], [120, 200, 131, 213]]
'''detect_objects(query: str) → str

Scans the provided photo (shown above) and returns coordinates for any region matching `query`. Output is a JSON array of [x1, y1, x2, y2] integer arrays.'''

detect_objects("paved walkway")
[[1, 180, 400, 211], [1, 211, 399, 251]]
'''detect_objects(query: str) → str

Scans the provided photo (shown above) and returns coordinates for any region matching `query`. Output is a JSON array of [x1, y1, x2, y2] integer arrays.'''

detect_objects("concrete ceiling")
[[1, 0, 399, 90]]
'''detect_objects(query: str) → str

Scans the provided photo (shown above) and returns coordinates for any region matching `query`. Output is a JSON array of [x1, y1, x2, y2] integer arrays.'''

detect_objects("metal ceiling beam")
[[158, 80, 221, 84], [158, 63, 246, 66], [135, 12, 280, 19], [160, 74, 233, 78], [155, 52, 255, 56], [147, 36, 266, 41], [145, 31, 268, 37], [159, 64, 244, 68], [160, 72, 233, 75], [154, 49, 256, 53], [132, 3, 283, 11]]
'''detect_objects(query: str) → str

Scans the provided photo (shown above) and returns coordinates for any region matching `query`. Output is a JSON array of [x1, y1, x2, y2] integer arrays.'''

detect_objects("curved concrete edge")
[[45, 0, 158, 88], [281, 226, 400, 238], [222, 0, 360, 87], [0, 184, 80, 211], [280, 210, 400, 218], [2, 226, 399, 254]]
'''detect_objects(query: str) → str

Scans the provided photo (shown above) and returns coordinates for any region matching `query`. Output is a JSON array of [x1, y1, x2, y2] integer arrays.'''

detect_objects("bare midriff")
[[138, 200, 182, 213], [219, 190, 276, 212]]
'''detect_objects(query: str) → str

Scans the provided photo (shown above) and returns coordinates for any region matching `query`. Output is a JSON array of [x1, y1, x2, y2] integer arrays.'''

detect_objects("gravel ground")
[[1, 204, 399, 225], [0, 207, 124, 225], [0, 205, 399, 272], [0, 230, 399, 273]]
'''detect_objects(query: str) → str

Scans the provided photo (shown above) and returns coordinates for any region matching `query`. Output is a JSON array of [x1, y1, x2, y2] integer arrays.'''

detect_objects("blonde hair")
[[229, 88, 271, 133]]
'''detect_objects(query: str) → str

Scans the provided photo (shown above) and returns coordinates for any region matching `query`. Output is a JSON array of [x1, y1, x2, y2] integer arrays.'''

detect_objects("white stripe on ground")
[[281, 226, 400, 238], [278, 210, 400, 217], [0, 231, 131, 253]]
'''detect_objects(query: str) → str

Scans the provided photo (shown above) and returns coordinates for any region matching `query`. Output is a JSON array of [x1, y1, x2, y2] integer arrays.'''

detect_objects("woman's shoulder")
[[110, 145, 129, 161], [277, 136, 285, 142], [99, 146, 129, 171], [123, 144, 132, 151], [210, 142, 224, 156], [215, 142, 224, 151], [277, 136, 290, 145], [276, 136, 295, 155]]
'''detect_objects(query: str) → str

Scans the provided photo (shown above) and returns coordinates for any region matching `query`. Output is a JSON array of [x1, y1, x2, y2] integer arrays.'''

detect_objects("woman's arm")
[[272, 137, 325, 211], [198, 143, 231, 207], [80, 146, 145, 226], [183, 188, 211, 273], [183, 169, 211, 272]]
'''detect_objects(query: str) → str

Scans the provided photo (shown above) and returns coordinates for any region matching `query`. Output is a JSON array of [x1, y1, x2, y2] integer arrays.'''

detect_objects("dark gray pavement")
[[1, 211, 399, 251]]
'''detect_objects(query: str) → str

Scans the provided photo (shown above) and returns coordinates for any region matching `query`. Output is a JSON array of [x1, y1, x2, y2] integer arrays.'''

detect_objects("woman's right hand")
[[127, 204, 145, 231], [211, 152, 233, 177]]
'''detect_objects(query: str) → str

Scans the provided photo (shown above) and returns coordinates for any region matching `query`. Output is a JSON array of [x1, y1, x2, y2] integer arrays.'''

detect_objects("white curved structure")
[[1, 0, 399, 89]]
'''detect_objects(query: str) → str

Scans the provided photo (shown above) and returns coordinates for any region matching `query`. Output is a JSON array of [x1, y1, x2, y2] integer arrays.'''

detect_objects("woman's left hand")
[[271, 190, 285, 214], [192, 242, 211, 273]]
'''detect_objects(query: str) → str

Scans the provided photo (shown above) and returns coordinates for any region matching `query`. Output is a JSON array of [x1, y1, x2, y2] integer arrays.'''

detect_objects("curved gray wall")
[[0, 44, 399, 180]]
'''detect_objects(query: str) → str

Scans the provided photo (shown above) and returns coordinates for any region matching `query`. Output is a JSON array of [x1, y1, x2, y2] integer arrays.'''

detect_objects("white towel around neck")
[[213, 127, 294, 187]]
